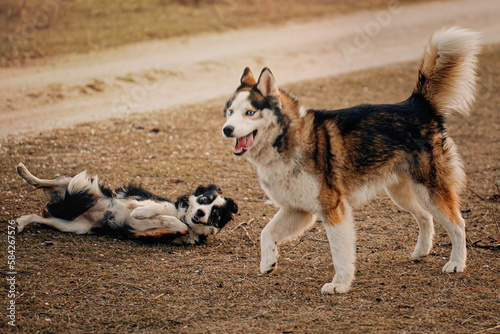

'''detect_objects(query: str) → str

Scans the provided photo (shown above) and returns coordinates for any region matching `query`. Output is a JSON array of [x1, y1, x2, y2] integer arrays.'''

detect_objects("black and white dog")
[[16, 163, 238, 245]]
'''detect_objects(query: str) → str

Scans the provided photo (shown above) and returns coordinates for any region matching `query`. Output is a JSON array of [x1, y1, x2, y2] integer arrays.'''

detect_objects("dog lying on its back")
[[16, 163, 238, 245]]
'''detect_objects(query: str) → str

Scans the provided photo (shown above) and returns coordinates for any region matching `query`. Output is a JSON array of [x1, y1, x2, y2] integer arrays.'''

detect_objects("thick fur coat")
[[16, 163, 238, 245], [222, 27, 481, 293]]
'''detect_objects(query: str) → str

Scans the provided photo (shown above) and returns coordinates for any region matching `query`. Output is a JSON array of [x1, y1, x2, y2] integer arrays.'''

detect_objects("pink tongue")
[[235, 132, 254, 153]]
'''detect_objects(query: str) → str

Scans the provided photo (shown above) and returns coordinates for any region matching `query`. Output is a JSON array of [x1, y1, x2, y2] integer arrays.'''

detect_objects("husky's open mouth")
[[234, 130, 257, 155]]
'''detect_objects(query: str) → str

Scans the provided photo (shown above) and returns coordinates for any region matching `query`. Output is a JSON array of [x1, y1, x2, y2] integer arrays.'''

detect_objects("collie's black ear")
[[215, 198, 238, 229], [256, 68, 279, 98], [194, 185, 207, 196], [207, 184, 222, 194], [240, 67, 256, 87], [195, 184, 221, 196], [225, 198, 238, 214]]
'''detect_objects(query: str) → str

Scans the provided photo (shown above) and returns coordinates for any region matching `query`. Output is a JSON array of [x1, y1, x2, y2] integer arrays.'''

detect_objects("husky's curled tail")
[[221, 26, 482, 294], [414, 26, 482, 117]]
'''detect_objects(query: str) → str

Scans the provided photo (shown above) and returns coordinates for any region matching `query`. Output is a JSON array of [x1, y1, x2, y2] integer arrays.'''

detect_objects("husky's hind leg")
[[385, 177, 435, 260], [411, 182, 467, 273], [410, 139, 467, 272]]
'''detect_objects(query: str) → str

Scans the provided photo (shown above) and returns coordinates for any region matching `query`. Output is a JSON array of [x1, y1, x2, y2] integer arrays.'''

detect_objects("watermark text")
[[7, 220, 17, 327]]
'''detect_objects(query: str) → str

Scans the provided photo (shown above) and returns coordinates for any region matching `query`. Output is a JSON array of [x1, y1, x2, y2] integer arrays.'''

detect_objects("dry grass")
[[0, 0, 439, 66], [1, 43, 499, 332]]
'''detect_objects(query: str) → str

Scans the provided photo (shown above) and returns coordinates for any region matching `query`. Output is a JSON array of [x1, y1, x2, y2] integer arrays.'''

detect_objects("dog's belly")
[[257, 164, 321, 214]]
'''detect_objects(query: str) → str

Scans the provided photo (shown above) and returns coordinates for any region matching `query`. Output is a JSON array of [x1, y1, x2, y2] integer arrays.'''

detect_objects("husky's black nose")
[[223, 126, 234, 137]]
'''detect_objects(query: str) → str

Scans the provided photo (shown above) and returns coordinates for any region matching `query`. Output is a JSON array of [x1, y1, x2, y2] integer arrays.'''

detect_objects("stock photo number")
[[7, 220, 17, 327]]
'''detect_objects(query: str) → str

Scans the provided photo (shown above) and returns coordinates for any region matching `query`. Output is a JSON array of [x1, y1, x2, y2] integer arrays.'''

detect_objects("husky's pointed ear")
[[256, 68, 279, 98], [240, 67, 256, 86]]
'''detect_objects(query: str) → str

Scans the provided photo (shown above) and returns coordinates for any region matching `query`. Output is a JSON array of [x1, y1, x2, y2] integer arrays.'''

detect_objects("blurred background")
[[0, 0, 432, 67]]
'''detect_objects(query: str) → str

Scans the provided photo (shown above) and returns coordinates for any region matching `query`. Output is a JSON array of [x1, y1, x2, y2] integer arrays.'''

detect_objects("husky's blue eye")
[[228, 110, 233, 116], [246, 110, 255, 116]]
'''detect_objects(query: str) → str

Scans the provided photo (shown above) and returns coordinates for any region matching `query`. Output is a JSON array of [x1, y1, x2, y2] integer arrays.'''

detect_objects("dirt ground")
[[1, 0, 438, 67], [1, 0, 500, 332], [1, 39, 499, 332]]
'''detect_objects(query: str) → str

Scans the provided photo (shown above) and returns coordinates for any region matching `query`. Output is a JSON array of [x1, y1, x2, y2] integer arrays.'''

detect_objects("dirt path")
[[1, 0, 499, 138]]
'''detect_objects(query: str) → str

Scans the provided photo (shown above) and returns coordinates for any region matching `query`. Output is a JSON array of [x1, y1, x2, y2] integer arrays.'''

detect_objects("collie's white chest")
[[256, 162, 321, 214]]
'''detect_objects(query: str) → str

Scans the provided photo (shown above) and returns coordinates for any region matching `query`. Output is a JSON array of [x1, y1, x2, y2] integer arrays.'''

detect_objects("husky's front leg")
[[321, 201, 356, 294], [260, 207, 316, 274]]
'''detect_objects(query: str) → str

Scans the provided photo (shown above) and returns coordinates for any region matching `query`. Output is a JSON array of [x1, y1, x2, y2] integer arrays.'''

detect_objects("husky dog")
[[222, 27, 481, 293], [16, 163, 238, 245]]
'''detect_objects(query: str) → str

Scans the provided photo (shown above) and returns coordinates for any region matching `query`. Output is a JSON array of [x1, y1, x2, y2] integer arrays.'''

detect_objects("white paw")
[[260, 237, 278, 274], [16, 223, 24, 233], [442, 261, 466, 273], [411, 247, 431, 260], [260, 254, 277, 274], [16, 215, 36, 233], [321, 272, 354, 294], [321, 281, 351, 294]]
